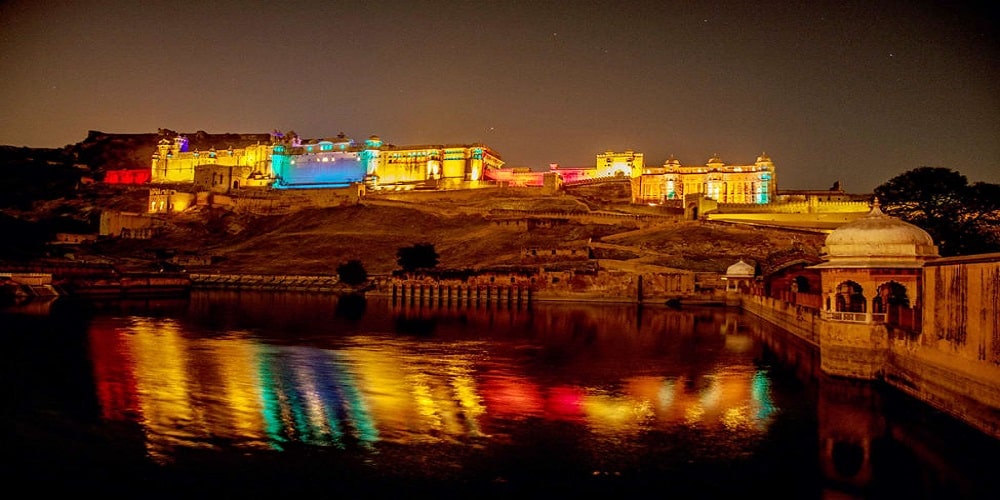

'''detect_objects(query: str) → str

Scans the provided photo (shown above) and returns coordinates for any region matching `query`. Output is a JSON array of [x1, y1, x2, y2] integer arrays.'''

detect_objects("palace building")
[[365, 140, 504, 190], [486, 150, 645, 187], [146, 130, 790, 218], [632, 153, 777, 205], [151, 135, 272, 185], [486, 150, 777, 207], [151, 132, 504, 192]]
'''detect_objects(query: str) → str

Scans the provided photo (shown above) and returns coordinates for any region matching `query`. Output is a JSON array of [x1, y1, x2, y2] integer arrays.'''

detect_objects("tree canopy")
[[874, 167, 1000, 256], [336, 259, 368, 286], [397, 243, 439, 272]]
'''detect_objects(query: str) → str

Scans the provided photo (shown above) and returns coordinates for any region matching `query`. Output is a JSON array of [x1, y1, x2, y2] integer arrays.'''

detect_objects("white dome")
[[817, 200, 939, 267], [726, 259, 755, 277]]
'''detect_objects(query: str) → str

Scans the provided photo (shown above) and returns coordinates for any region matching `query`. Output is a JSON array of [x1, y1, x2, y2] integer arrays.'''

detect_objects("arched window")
[[872, 281, 909, 312], [793, 275, 811, 293], [873, 281, 913, 326], [835, 281, 866, 313]]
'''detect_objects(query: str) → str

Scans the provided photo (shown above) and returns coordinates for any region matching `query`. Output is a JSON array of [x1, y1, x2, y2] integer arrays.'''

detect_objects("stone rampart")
[[715, 200, 870, 214], [190, 273, 342, 292], [707, 212, 866, 226], [744, 294, 821, 346], [743, 253, 1000, 440], [232, 192, 295, 215]]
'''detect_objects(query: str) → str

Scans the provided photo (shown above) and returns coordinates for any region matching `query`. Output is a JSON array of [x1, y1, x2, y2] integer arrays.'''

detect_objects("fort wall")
[[886, 254, 1000, 437], [715, 200, 870, 214], [743, 294, 822, 346], [743, 253, 1000, 439], [191, 273, 342, 292], [100, 210, 159, 238]]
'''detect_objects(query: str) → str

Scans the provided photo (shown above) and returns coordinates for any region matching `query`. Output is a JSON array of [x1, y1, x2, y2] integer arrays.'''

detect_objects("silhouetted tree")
[[874, 167, 1000, 256], [397, 243, 439, 272], [336, 259, 368, 286]]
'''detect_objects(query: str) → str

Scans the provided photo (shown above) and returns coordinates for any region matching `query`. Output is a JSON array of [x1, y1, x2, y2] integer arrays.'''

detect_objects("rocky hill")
[[69, 186, 825, 277], [1, 133, 828, 277]]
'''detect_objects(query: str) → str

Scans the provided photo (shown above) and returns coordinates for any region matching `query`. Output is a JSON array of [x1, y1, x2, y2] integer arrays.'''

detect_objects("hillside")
[[1, 133, 828, 276], [68, 186, 826, 277]]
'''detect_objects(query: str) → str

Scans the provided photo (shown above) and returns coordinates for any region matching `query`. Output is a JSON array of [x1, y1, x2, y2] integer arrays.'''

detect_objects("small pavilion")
[[811, 198, 938, 328]]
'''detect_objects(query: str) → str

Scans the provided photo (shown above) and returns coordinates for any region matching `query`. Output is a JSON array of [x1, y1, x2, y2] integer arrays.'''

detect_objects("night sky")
[[1, 0, 996, 192]]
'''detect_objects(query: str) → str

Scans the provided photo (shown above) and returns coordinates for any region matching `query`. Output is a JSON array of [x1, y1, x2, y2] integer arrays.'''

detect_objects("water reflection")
[[86, 292, 779, 464], [7, 291, 997, 497]]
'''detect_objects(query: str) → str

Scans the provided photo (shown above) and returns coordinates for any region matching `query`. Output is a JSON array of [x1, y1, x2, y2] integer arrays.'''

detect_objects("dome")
[[726, 259, 755, 277], [816, 199, 939, 267]]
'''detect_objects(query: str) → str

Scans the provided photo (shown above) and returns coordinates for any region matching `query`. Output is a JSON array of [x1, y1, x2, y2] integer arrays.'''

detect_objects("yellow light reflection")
[[126, 317, 198, 462], [205, 338, 267, 446], [343, 341, 487, 443], [685, 404, 705, 424], [722, 407, 750, 431], [452, 374, 486, 436]]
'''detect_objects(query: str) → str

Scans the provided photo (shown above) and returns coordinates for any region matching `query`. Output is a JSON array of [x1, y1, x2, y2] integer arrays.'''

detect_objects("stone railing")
[[827, 311, 867, 323], [189, 273, 341, 291]]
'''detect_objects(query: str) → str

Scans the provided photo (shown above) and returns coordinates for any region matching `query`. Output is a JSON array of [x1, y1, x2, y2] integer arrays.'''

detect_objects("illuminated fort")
[[485, 151, 777, 205], [151, 131, 504, 191], [140, 129, 803, 217], [634, 153, 776, 204], [150, 132, 775, 202]]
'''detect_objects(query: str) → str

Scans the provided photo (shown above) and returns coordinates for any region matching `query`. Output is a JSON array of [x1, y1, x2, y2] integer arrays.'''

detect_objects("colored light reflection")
[[545, 385, 586, 421], [88, 319, 139, 421], [87, 318, 779, 461], [479, 371, 545, 419]]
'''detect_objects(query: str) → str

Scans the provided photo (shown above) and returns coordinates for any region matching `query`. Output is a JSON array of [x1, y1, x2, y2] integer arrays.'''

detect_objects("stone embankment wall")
[[920, 254, 1000, 365], [0, 272, 63, 299], [888, 254, 1000, 438], [368, 267, 704, 304], [187, 268, 706, 304], [190, 273, 343, 292], [379, 279, 533, 306], [743, 294, 821, 346], [742, 253, 1000, 439]]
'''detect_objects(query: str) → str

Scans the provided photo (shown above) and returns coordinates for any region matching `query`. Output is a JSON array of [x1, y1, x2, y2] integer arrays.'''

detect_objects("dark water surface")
[[4, 291, 997, 498]]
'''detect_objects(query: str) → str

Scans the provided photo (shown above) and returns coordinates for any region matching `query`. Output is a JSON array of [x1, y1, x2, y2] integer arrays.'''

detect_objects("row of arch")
[[831, 280, 910, 314]]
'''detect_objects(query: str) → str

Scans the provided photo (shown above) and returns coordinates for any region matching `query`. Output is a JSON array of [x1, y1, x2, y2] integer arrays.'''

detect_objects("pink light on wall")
[[105, 169, 151, 184]]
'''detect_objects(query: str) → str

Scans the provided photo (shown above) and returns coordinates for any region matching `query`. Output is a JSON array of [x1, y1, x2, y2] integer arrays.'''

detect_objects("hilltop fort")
[[3, 129, 873, 279]]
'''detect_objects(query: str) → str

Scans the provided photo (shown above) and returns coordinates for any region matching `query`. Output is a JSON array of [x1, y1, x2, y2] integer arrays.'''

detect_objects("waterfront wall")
[[62, 273, 190, 297], [920, 254, 1000, 365], [190, 273, 343, 292], [742, 253, 1000, 440], [1, 272, 62, 301], [188, 267, 706, 306], [886, 254, 1000, 438], [743, 294, 820, 346]]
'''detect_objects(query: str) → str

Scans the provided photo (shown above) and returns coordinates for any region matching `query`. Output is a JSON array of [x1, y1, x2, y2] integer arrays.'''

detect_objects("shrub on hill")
[[397, 243, 439, 273]]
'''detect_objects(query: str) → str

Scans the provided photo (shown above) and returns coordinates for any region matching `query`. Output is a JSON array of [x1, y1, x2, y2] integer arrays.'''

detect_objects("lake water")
[[5, 291, 997, 498]]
